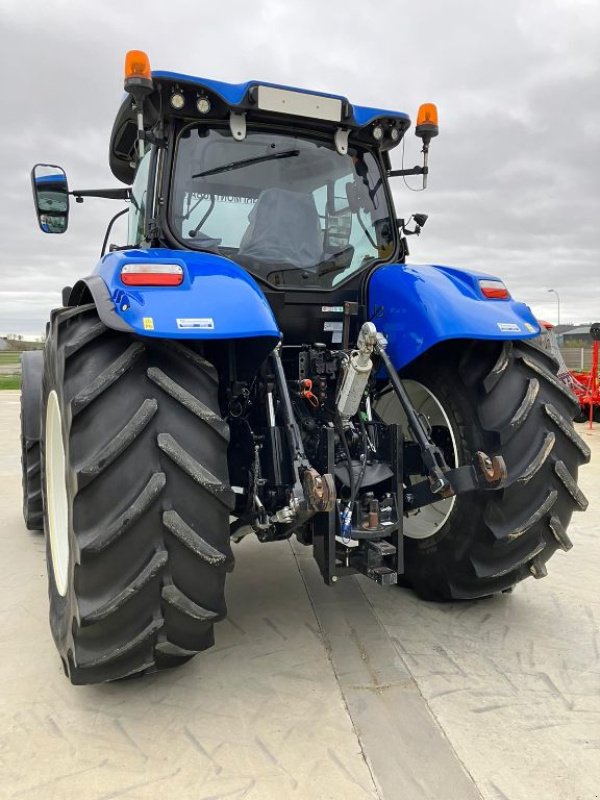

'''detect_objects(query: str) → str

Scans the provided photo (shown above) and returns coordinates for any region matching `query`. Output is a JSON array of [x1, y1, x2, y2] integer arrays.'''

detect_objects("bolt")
[[121, 303, 129, 312], [529, 560, 548, 579], [331, 576, 338, 583]]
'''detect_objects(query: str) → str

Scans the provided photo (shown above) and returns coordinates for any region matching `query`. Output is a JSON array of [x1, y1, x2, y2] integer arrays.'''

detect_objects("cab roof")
[[109, 71, 411, 184], [152, 71, 410, 129]]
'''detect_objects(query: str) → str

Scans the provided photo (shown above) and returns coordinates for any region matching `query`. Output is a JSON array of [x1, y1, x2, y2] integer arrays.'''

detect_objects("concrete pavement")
[[1, 389, 599, 799]]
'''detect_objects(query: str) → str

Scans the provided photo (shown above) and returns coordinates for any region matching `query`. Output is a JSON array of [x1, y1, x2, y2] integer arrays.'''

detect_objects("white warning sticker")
[[497, 322, 521, 333], [177, 318, 215, 330], [324, 321, 343, 332]]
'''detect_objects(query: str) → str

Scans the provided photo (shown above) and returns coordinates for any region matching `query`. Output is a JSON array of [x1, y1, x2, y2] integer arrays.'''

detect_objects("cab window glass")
[[127, 150, 152, 245], [169, 127, 394, 289]]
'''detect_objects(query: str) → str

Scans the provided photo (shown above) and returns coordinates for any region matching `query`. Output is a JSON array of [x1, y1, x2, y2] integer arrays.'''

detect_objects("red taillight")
[[479, 279, 509, 300], [121, 264, 183, 286]]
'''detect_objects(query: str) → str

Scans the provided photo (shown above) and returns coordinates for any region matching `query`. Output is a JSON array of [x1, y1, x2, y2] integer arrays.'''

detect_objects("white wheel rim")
[[45, 390, 69, 596], [375, 380, 458, 540]]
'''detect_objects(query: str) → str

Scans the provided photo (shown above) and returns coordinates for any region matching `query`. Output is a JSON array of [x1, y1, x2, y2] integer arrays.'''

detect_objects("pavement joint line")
[[289, 539, 483, 800], [355, 576, 485, 799], [289, 539, 383, 800]]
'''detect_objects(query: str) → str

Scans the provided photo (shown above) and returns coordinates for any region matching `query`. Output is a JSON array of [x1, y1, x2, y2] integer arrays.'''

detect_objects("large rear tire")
[[21, 350, 44, 531], [377, 339, 590, 600], [41, 305, 234, 684]]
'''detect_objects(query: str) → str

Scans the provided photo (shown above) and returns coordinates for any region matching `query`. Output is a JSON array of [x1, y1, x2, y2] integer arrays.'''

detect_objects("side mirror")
[[31, 164, 69, 234]]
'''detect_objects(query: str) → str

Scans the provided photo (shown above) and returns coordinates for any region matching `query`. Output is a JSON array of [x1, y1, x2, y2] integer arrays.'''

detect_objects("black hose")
[[351, 420, 369, 507], [335, 415, 354, 501], [337, 417, 369, 536], [101, 207, 129, 257]]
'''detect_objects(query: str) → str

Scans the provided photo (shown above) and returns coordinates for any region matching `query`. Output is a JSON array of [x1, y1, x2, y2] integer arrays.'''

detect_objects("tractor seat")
[[238, 188, 323, 269]]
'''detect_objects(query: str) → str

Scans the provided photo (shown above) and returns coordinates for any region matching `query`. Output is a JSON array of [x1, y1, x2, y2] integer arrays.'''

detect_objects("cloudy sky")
[[0, 0, 598, 336]]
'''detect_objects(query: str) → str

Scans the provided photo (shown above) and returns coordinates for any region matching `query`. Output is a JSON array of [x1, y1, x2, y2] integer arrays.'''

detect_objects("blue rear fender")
[[80, 248, 280, 343], [368, 263, 540, 370]]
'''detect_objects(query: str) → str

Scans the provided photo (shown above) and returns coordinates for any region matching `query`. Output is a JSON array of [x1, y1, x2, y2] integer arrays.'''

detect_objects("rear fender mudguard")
[[70, 248, 280, 344], [368, 263, 540, 370]]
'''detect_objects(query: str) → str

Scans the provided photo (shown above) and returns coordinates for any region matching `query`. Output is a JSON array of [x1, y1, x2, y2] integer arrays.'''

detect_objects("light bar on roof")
[[256, 85, 342, 122]]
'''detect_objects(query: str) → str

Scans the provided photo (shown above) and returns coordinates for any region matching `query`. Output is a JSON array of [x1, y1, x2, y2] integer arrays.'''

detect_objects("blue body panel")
[[368, 263, 540, 370], [94, 249, 280, 340], [35, 174, 67, 186], [92, 251, 539, 365], [152, 71, 410, 129]]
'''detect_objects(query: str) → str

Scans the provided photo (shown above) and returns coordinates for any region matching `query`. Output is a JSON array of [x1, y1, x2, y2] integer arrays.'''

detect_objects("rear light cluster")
[[120, 264, 183, 286], [479, 279, 510, 300]]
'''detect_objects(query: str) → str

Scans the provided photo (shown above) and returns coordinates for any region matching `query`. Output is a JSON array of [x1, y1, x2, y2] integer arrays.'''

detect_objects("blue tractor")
[[23, 51, 589, 684]]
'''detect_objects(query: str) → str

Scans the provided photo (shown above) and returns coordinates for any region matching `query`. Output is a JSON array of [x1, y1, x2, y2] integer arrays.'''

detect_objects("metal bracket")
[[475, 451, 507, 486], [335, 128, 349, 155], [405, 452, 508, 512], [303, 468, 336, 512], [388, 166, 428, 177], [312, 424, 404, 586], [230, 111, 247, 141]]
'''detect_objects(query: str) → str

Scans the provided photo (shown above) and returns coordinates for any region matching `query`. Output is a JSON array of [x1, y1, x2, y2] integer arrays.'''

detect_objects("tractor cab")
[[108, 55, 435, 296]]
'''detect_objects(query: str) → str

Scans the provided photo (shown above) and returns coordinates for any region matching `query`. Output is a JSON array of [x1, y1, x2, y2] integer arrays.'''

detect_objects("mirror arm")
[[388, 166, 428, 178], [71, 187, 131, 203]]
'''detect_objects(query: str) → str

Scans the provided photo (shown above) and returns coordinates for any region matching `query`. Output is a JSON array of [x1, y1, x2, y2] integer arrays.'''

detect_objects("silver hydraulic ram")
[[336, 322, 378, 421]]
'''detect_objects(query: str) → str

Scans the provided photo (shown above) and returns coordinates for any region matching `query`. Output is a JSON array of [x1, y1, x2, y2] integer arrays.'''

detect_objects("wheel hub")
[[375, 380, 458, 540]]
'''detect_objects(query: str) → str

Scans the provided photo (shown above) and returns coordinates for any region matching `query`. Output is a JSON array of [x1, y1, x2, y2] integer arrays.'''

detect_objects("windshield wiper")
[[192, 149, 300, 179]]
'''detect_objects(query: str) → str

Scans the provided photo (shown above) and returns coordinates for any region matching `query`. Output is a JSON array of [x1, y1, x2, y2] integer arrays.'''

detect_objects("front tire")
[[377, 339, 590, 600], [41, 305, 234, 684]]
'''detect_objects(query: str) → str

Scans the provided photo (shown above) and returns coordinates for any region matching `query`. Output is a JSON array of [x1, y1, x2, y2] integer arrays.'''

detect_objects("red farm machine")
[[540, 322, 600, 425]]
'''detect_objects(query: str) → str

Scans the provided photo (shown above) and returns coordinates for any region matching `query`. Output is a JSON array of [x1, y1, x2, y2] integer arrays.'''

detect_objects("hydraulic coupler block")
[[336, 322, 378, 421]]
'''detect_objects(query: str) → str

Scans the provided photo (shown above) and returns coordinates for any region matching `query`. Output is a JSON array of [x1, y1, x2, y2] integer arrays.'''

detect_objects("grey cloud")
[[0, 0, 598, 334]]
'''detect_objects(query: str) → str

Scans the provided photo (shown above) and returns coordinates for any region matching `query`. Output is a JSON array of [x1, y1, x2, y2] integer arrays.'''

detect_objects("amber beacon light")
[[124, 50, 152, 88], [124, 50, 153, 159], [412, 102, 439, 189], [415, 103, 439, 143]]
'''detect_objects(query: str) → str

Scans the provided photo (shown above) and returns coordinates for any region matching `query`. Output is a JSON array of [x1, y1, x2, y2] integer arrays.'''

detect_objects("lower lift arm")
[[376, 336, 507, 500]]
